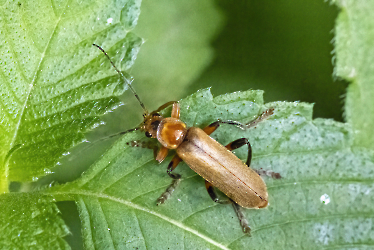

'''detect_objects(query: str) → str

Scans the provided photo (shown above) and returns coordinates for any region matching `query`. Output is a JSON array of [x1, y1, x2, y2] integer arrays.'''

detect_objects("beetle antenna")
[[92, 44, 148, 115], [87, 128, 138, 145]]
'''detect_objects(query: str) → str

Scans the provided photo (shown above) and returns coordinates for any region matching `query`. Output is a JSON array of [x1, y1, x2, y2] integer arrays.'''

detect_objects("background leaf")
[[96, 0, 224, 137], [50, 89, 374, 249], [131, 0, 224, 110], [0, 0, 142, 188], [0, 193, 70, 249], [333, 0, 374, 149], [1, 0, 374, 249]]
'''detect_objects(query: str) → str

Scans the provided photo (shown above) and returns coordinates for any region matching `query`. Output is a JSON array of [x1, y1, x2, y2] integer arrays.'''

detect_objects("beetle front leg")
[[156, 154, 183, 205], [155, 146, 169, 163], [127, 140, 159, 159]]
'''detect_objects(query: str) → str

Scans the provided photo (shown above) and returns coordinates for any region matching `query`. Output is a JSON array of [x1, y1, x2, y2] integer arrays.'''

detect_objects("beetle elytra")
[[93, 44, 281, 236]]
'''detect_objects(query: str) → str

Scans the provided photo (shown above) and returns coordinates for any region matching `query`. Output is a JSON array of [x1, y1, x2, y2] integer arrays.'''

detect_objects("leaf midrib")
[[52, 190, 231, 250], [6, 1, 73, 187]]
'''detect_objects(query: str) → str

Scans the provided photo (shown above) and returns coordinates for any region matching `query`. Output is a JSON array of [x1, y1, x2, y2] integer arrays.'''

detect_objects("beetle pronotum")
[[93, 44, 281, 235]]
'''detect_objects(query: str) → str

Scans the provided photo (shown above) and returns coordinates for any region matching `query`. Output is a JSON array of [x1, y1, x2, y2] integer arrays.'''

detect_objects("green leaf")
[[333, 0, 374, 149], [0, 0, 142, 189], [1, 0, 373, 249], [49, 89, 374, 249], [0, 193, 70, 249], [130, 0, 224, 111]]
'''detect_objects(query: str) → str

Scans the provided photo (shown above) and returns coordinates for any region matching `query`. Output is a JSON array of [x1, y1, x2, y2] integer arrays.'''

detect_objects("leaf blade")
[[333, 0, 374, 149], [0, 193, 70, 249], [0, 0, 142, 185], [49, 89, 374, 249]]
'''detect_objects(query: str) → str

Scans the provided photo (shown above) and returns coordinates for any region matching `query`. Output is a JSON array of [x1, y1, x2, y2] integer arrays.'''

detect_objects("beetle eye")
[[145, 131, 152, 138]]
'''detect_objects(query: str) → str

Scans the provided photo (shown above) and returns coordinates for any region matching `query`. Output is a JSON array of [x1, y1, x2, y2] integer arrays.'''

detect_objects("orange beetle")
[[93, 44, 281, 235]]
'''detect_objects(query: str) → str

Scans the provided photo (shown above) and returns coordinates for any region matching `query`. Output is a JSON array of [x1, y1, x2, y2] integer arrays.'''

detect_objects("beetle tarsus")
[[156, 178, 181, 205], [245, 108, 275, 129], [272, 172, 281, 179], [254, 168, 282, 179], [232, 202, 251, 236], [127, 140, 159, 158]]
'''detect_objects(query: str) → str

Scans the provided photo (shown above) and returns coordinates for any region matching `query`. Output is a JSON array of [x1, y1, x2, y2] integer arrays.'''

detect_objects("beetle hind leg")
[[205, 180, 251, 236], [205, 180, 231, 204], [232, 202, 251, 236], [254, 168, 281, 179], [225, 138, 281, 179], [224, 138, 253, 167]]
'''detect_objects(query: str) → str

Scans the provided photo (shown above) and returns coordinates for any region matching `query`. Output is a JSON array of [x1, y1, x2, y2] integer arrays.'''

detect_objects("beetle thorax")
[[157, 117, 187, 149]]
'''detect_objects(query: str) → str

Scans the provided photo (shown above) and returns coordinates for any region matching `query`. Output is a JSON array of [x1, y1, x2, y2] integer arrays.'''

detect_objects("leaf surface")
[[0, 0, 142, 189], [334, 0, 374, 149], [50, 89, 374, 249], [0, 193, 70, 249]]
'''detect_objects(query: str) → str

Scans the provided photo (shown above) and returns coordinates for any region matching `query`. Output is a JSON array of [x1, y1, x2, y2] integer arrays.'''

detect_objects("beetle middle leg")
[[156, 154, 183, 205]]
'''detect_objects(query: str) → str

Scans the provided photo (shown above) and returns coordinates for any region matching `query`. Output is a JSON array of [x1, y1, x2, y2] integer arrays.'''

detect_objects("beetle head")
[[141, 112, 163, 138]]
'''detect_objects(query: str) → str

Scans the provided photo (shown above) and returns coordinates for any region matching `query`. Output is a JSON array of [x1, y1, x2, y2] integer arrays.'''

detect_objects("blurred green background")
[[33, 0, 347, 248], [106, 0, 346, 136], [131, 0, 346, 120]]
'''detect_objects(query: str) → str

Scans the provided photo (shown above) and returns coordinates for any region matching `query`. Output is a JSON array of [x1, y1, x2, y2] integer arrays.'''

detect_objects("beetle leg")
[[245, 108, 274, 129], [155, 146, 169, 163], [225, 138, 281, 179], [232, 202, 251, 236], [225, 138, 249, 150], [205, 180, 251, 235], [171, 102, 180, 119], [127, 140, 159, 159], [203, 121, 220, 135], [205, 180, 231, 204], [157, 154, 183, 205], [254, 168, 281, 179], [156, 179, 181, 205], [224, 138, 253, 167], [167, 154, 183, 179], [150, 101, 177, 116], [218, 108, 275, 130]]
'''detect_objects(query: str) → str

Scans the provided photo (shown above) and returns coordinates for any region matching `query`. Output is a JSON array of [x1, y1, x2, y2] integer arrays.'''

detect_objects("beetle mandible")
[[93, 44, 281, 235]]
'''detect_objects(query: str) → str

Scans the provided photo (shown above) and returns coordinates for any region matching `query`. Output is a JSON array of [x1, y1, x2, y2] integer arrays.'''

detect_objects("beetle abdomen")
[[177, 127, 268, 208]]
